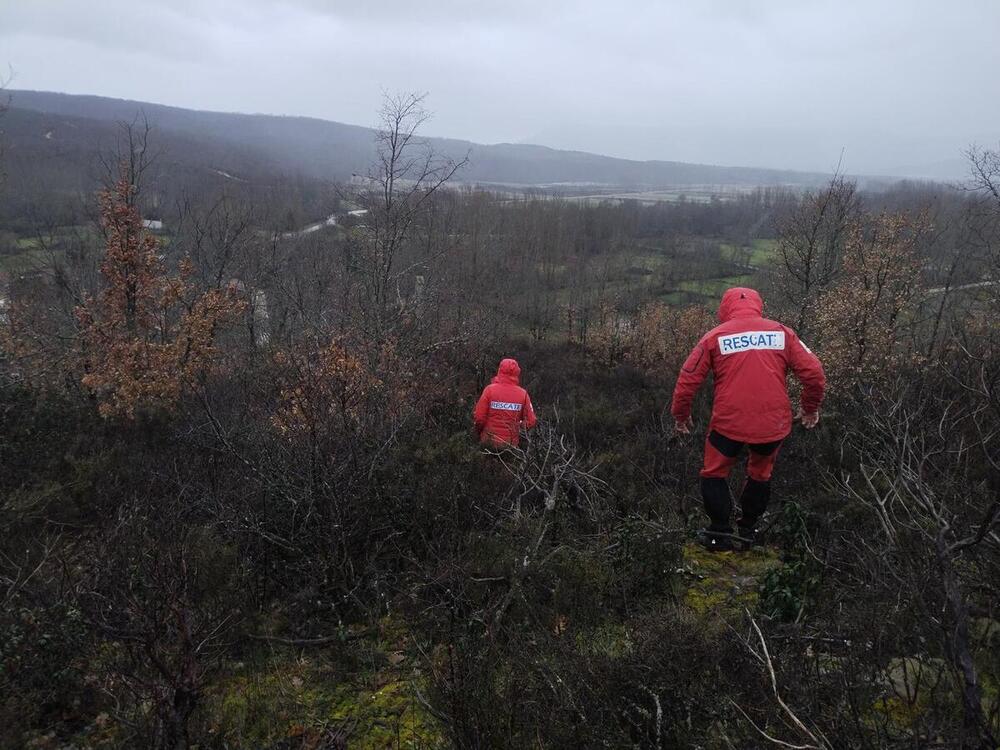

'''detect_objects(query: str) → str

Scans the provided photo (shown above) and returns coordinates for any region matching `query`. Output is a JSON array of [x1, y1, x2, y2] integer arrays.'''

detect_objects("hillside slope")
[[5, 90, 833, 189]]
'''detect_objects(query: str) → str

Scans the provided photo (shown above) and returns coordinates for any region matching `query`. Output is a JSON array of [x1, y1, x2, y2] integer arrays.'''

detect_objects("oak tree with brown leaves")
[[75, 169, 245, 418], [813, 210, 929, 393]]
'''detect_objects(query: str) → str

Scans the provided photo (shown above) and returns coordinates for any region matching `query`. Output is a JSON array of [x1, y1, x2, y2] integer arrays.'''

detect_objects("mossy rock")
[[882, 656, 951, 703], [869, 656, 952, 733], [971, 617, 1000, 647], [679, 542, 782, 619], [870, 694, 931, 731], [867, 653, 1000, 736]]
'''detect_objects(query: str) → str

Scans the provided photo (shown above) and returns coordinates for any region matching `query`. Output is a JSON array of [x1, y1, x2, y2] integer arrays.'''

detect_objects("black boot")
[[700, 477, 736, 551], [736, 479, 770, 550], [734, 523, 757, 551], [701, 477, 732, 529], [698, 529, 735, 552]]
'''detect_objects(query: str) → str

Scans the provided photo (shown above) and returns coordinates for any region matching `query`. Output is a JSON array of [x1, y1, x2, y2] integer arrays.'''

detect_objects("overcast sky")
[[2, 0, 998, 177]]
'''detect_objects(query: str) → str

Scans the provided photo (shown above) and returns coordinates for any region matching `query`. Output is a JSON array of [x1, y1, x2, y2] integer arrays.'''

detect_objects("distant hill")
[[4, 90, 835, 190]]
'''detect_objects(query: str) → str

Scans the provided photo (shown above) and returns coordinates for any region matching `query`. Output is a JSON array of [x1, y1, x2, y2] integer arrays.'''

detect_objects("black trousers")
[[700, 430, 782, 534]]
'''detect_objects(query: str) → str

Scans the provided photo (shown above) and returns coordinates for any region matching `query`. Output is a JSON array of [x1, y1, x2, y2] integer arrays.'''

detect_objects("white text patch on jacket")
[[490, 401, 523, 411], [718, 331, 785, 355]]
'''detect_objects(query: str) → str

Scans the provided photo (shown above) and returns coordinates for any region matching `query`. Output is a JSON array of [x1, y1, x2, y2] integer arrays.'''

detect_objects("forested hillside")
[[6, 89, 836, 190], [1, 95, 998, 749]]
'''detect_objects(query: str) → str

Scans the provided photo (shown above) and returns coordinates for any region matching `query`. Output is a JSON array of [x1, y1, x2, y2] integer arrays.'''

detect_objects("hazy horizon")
[[3, 0, 999, 179]]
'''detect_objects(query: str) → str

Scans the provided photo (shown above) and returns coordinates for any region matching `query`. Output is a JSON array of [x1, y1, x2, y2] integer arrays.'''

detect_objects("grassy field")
[[656, 274, 753, 307], [677, 274, 753, 296], [16, 236, 45, 250], [720, 238, 779, 267], [1, 225, 100, 274], [536, 236, 770, 316]]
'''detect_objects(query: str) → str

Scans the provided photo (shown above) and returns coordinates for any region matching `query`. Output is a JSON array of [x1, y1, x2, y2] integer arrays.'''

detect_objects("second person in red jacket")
[[474, 358, 537, 447], [671, 288, 825, 551]]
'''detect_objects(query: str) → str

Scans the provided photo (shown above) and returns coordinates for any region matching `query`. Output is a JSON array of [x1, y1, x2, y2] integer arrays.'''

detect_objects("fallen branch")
[[248, 627, 377, 647], [736, 610, 831, 749]]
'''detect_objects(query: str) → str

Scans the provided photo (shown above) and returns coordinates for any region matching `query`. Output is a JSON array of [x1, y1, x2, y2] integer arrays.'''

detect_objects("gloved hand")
[[674, 415, 694, 434], [796, 407, 820, 429]]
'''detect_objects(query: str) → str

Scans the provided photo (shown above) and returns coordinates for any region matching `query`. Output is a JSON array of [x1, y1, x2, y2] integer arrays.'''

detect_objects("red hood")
[[718, 287, 764, 322], [492, 358, 521, 385]]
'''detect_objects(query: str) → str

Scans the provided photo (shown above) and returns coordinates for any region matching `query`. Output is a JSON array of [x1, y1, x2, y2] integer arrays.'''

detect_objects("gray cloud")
[[2, 0, 998, 177]]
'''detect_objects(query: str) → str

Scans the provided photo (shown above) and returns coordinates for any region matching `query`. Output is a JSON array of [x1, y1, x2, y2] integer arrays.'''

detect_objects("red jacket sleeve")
[[786, 330, 825, 414], [671, 338, 712, 422], [473, 386, 491, 430], [522, 392, 537, 430]]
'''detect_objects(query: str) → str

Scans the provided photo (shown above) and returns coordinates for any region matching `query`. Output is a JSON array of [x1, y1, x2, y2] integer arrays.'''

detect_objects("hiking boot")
[[698, 529, 735, 552], [734, 523, 759, 551]]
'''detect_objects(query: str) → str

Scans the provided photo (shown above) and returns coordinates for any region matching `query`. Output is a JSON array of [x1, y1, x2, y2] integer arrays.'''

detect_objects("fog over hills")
[[5, 90, 842, 192]]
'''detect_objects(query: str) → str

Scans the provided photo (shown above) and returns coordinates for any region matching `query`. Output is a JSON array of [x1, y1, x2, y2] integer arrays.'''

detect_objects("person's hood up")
[[718, 287, 764, 322], [492, 358, 521, 385]]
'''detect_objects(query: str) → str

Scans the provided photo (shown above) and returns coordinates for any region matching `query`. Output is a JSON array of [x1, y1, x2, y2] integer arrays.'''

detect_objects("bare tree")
[[79, 505, 241, 750], [774, 174, 860, 333], [966, 145, 1000, 209], [98, 116, 158, 212], [353, 92, 468, 335], [839, 375, 999, 748], [965, 144, 1000, 282], [485, 420, 608, 630], [176, 197, 249, 284]]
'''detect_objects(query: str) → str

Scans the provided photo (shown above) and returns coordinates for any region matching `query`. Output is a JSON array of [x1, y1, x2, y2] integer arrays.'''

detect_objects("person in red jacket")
[[671, 287, 825, 551], [474, 358, 538, 447]]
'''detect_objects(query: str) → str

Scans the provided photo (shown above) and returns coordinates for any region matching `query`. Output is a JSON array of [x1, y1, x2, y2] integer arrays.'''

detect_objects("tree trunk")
[[935, 534, 993, 748]]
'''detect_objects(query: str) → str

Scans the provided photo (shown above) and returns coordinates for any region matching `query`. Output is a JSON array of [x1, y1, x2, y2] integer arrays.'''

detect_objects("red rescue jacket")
[[474, 359, 537, 447], [671, 288, 825, 443]]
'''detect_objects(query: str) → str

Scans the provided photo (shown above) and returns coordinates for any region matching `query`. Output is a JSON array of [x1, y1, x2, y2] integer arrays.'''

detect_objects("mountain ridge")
[[4, 89, 839, 189]]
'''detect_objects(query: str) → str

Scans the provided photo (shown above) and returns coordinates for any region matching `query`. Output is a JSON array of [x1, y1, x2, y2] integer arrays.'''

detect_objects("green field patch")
[[3, 226, 95, 273], [535, 262, 569, 275], [15, 236, 45, 250], [677, 274, 752, 298], [658, 290, 689, 305], [751, 238, 779, 264], [720, 239, 778, 267]]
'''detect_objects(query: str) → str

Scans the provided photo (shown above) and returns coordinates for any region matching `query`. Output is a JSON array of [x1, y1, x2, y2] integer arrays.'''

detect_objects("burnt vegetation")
[[1, 96, 999, 749]]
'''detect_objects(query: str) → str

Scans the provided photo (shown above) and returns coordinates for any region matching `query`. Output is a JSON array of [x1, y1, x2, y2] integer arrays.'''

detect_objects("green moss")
[[547, 545, 614, 603], [972, 621, 1000, 734], [862, 649, 1000, 737], [376, 614, 413, 652], [679, 542, 782, 619], [867, 657, 951, 733], [328, 680, 442, 749], [205, 658, 445, 748], [683, 587, 731, 616], [574, 623, 634, 659], [202, 617, 446, 748], [871, 695, 929, 729], [971, 617, 1000, 645]]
